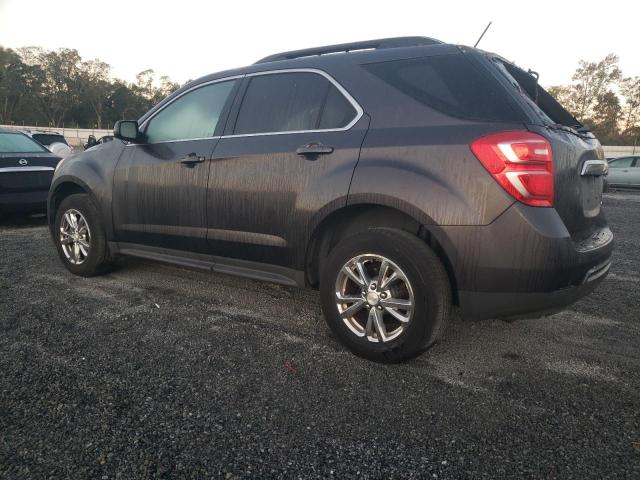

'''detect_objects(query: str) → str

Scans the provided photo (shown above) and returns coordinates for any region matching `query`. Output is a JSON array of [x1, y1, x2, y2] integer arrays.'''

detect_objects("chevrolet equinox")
[[48, 37, 613, 361]]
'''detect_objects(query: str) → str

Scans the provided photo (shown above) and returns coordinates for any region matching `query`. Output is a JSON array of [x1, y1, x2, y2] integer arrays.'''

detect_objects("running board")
[[112, 242, 303, 287]]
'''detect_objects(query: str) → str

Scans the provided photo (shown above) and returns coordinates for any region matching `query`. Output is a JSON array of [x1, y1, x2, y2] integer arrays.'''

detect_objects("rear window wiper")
[[574, 125, 592, 134]]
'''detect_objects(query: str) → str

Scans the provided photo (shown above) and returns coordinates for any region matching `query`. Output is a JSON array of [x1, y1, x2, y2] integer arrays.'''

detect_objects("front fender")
[[48, 140, 125, 239]]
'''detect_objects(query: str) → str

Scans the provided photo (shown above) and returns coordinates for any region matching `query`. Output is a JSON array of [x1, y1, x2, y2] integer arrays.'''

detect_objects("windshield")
[[0, 133, 48, 153]]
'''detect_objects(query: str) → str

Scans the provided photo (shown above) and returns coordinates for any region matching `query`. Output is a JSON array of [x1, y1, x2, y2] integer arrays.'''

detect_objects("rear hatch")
[[487, 57, 609, 243]]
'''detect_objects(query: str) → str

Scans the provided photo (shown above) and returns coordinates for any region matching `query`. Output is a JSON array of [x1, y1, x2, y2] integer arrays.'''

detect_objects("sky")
[[0, 0, 638, 88]]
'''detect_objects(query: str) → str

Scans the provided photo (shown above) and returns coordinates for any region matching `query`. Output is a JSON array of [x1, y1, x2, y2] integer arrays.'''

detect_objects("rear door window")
[[363, 54, 519, 122], [233, 72, 357, 135]]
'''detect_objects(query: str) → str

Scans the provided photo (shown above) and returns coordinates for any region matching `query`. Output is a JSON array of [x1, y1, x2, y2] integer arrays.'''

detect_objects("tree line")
[[547, 54, 639, 145], [1, 46, 639, 145], [0, 46, 181, 130]]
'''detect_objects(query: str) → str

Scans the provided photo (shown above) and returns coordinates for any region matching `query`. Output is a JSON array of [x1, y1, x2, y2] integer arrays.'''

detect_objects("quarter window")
[[363, 54, 519, 122], [144, 80, 236, 143], [233, 72, 357, 135]]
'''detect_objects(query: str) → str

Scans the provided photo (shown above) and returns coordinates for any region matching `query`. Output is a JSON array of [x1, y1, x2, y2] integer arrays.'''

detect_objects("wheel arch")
[[304, 203, 459, 304], [48, 177, 97, 234]]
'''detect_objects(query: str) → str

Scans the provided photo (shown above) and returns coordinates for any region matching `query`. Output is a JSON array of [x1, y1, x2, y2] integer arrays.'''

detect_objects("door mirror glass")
[[114, 120, 140, 142]]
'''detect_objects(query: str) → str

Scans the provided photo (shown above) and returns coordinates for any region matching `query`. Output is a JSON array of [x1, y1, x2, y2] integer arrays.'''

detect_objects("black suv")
[[48, 37, 613, 361]]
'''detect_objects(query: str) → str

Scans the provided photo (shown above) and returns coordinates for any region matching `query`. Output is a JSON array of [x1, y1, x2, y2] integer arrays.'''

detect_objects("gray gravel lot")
[[1, 193, 639, 479]]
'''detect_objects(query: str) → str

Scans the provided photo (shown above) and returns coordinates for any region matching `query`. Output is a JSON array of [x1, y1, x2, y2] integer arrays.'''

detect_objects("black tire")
[[53, 193, 112, 277], [320, 228, 451, 362]]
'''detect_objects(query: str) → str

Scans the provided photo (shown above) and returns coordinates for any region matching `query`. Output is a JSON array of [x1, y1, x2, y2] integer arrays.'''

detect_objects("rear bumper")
[[458, 263, 608, 320], [435, 203, 613, 320]]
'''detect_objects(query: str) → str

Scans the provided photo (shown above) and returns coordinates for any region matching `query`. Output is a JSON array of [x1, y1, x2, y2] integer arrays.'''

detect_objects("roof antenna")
[[474, 21, 492, 48]]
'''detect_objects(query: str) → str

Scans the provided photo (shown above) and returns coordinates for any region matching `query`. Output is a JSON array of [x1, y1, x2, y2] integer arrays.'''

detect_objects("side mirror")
[[113, 120, 140, 142]]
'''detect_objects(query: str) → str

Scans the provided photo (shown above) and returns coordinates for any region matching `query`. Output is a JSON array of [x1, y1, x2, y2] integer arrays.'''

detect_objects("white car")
[[606, 156, 640, 189], [20, 129, 75, 159]]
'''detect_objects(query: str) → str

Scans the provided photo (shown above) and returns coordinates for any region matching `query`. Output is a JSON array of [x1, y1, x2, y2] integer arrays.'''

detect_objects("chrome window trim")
[[128, 68, 363, 146], [224, 68, 364, 138], [0, 166, 55, 173]]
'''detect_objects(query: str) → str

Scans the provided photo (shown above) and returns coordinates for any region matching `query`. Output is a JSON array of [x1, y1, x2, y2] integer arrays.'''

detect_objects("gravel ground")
[[1, 193, 639, 479]]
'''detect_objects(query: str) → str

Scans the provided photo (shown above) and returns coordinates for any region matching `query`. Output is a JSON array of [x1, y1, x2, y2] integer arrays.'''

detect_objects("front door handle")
[[179, 153, 206, 167], [296, 142, 334, 156]]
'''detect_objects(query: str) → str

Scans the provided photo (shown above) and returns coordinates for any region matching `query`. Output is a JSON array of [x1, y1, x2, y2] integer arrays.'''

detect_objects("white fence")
[[2, 124, 638, 157], [602, 145, 639, 157], [1, 125, 112, 147]]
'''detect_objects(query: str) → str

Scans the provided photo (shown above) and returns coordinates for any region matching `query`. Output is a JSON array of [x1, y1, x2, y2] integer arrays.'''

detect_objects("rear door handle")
[[296, 142, 334, 156], [179, 153, 206, 167]]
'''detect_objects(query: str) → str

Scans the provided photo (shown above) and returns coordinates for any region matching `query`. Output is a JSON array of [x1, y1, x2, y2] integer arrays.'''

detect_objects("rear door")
[[205, 69, 368, 268], [112, 79, 238, 253]]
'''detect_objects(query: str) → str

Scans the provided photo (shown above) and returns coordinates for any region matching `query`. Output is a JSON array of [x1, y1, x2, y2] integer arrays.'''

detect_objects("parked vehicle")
[[48, 37, 613, 361], [604, 156, 640, 190], [1, 128, 61, 214], [21, 129, 74, 159]]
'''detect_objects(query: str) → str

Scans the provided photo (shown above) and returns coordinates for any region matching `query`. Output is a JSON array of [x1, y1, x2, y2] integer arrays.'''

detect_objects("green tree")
[[78, 59, 112, 128], [18, 47, 83, 126], [620, 76, 640, 134]]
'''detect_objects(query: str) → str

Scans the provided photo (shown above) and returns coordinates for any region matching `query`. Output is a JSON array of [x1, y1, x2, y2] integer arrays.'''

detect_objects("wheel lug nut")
[[370, 283, 376, 290], [380, 293, 387, 299], [377, 306, 383, 310]]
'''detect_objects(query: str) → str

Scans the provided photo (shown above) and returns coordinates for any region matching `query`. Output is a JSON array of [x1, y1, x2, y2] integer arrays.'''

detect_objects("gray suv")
[[48, 37, 613, 361]]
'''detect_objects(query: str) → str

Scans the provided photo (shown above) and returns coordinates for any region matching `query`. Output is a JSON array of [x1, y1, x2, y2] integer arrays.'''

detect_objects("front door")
[[112, 79, 238, 253], [206, 70, 368, 268]]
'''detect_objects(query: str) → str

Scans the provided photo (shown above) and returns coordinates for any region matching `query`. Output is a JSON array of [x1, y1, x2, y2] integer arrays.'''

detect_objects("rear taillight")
[[470, 131, 554, 207]]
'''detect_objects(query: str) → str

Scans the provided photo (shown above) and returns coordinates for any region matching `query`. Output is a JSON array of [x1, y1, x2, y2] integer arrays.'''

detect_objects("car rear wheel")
[[54, 193, 111, 277], [320, 228, 451, 362]]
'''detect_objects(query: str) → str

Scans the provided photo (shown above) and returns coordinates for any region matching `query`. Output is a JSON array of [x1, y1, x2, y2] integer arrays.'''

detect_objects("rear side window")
[[363, 55, 519, 122], [234, 72, 357, 135]]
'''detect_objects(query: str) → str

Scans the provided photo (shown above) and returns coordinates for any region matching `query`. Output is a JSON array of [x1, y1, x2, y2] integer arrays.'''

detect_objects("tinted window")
[[234, 72, 356, 135], [364, 55, 519, 121], [319, 86, 357, 129], [609, 157, 634, 168], [31, 133, 68, 146], [0, 133, 48, 153], [145, 80, 235, 143]]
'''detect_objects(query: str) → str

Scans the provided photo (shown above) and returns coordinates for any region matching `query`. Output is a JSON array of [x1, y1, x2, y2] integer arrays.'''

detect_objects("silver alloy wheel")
[[59, 209, 91, 265], [335, 254, 414, 343]]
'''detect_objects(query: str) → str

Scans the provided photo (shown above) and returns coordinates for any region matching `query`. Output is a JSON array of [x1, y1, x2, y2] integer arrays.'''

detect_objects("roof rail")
[[254, 36, 443, 64]]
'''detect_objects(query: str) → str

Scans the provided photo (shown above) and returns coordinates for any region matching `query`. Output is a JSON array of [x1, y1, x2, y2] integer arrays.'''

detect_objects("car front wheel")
[[54, 193, 112, 277]]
